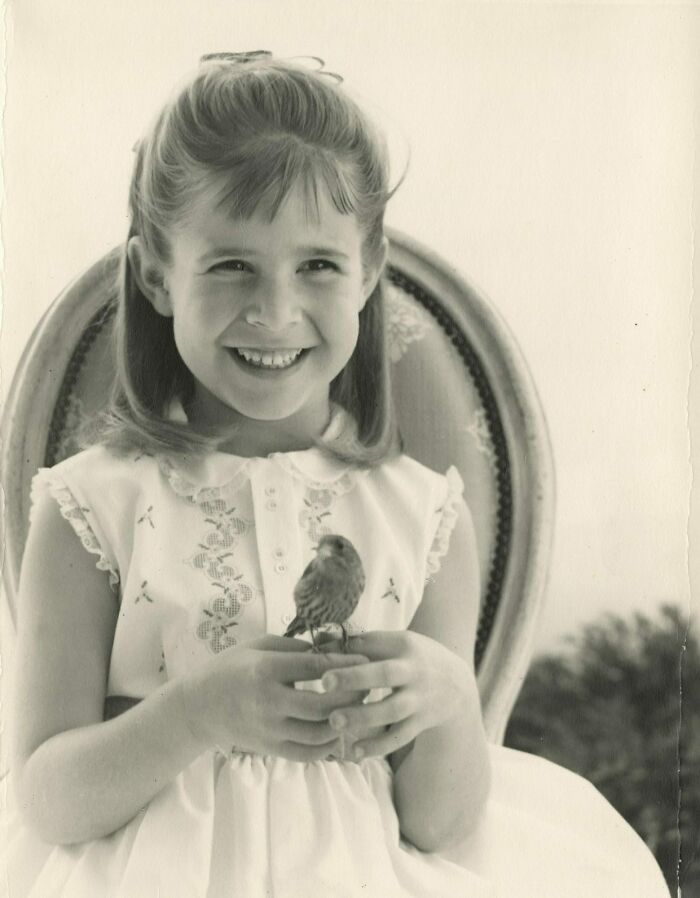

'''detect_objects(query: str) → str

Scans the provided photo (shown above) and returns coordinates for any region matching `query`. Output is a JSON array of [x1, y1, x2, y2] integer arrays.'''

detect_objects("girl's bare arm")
[[11, 492, 208, 844], [390, 501, 491, 850], [12, 492, 365, 845]]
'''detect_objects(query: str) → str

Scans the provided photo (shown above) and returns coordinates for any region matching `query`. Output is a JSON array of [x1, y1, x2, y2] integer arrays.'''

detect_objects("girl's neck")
[[184, 396, 334, 458], [217, 419, 323, 457]]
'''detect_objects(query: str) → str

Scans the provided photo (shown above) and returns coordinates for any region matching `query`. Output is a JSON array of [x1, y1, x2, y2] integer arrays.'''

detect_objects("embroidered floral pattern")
[[196, 578, 255, 653], [135, 580, 154, 603], [137, 506, 155, 528], [299, 487, 334, 544], [385, 285, 430, 363], [186, 496, 257, 653], [381, 577, 400, 603]]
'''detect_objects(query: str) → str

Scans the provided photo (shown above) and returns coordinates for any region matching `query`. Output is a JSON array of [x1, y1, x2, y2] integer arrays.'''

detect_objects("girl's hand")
[[179, 635, 369, 762], [319, 631, 473, 760]]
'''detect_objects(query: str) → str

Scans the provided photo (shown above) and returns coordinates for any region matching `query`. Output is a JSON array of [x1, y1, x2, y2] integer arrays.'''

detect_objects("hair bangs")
[[210, 136, 368, 229]]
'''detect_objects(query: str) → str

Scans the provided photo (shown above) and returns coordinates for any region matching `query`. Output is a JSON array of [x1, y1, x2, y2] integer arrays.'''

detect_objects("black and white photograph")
[[1, 2, 696, 896]]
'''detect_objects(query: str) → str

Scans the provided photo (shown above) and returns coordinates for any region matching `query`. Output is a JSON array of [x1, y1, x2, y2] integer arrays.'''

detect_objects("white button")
[[265, 485, 277, 496], [275, 562, 287, 574], [266, 499, 278, 511], [273, 547, 286, 559]]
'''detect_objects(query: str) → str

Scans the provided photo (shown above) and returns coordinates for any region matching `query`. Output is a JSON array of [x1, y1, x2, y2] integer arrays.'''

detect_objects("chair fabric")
[[0, 229, 554, 742]]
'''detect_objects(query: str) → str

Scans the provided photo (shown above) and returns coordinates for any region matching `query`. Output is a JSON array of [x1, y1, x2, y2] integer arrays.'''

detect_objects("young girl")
[[5, 53, 670, 897]]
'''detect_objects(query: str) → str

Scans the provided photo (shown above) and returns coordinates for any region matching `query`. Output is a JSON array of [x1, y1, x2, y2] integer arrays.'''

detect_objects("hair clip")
[[200, 51, 272, 65], [287, 55, 343, 83]]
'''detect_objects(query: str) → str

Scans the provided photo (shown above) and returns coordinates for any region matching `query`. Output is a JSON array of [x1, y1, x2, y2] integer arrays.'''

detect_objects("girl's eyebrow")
[[198, 245, 351, 263], [297, 245, 351, 260], [198, 247, 260, 263]]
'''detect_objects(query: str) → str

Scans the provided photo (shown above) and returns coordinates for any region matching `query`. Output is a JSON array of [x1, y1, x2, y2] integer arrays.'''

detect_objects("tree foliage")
[[504, 604, 699, 895]]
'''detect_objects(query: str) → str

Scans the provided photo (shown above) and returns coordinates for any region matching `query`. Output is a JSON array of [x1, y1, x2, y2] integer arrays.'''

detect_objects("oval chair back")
[[1, 229, 554, 742]]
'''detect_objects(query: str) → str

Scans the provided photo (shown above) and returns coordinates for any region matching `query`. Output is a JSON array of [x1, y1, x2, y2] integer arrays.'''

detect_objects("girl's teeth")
[[235, 348, 303, 369]]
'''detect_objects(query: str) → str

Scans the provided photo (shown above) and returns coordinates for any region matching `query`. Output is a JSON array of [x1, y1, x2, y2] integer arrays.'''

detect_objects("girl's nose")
[[244, 280, 302, 332]]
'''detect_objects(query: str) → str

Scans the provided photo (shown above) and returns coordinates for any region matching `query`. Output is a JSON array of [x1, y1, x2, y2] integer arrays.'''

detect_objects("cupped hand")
[[319, 630, 473, 760], [179, 635, 369, 762]]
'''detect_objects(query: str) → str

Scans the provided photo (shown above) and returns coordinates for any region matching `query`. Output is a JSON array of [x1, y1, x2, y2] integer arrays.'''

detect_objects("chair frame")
[[1, 229, 554, 742]]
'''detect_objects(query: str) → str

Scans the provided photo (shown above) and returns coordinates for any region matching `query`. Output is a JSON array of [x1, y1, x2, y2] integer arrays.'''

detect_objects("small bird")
[[285, 534, 365, 651]]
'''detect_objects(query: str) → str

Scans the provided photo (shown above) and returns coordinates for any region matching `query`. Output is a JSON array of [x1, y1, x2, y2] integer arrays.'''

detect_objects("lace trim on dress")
[[271, 455, 367, 496], [31, 470, 120, 589], [157, 457, 253, 504], [425, 466, 465, 581], [157, 452, 365, 503]]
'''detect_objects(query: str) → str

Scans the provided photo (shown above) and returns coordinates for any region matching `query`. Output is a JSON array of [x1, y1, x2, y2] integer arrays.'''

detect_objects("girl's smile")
[[129, 181, 386, 453], [229, 347, 307, 370]]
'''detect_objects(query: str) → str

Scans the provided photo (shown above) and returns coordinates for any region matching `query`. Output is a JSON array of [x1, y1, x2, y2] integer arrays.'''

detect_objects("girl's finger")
[[329, 689, 414, 732], [279, 740, 342, 763], [283, 718, 339, 746], [329, 632, 406, 661], [321, 658, 411, 692], [250, 635, 312, 652], [285, 687, 369, 721], [271, 651, 369, 683], [350, 719, 418, 761]]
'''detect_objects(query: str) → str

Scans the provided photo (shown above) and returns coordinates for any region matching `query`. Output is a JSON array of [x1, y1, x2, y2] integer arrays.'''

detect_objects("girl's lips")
[[226, 346, 310, 375], [235, 347, 304, 368]]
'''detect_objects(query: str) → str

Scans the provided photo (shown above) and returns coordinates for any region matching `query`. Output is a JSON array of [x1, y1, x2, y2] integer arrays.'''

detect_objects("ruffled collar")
[[155, 403, 365, 502]]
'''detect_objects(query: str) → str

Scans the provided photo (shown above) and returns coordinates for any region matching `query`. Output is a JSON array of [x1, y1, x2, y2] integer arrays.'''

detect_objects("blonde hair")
[[95, 55, 400, 464]]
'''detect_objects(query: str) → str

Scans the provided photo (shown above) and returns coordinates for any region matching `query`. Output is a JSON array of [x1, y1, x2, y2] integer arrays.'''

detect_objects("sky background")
[[2, 1, 696, 654]]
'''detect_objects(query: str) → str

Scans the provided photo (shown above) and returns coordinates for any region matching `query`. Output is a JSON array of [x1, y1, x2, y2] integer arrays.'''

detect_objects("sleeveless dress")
[[1, 427, 670, 897]]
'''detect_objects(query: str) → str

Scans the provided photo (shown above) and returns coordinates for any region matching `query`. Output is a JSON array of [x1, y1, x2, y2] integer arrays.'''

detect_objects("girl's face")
[[132, 182, 385, 445]]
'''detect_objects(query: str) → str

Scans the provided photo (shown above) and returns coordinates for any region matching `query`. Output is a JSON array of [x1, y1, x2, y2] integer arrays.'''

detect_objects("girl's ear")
[[127, 236, 173, 317], [361, 237, 389, 308]]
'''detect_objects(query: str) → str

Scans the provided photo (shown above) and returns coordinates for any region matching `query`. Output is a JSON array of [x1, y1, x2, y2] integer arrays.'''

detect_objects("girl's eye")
[[301, 259, 339, 274], [210, 260, 249, 273]]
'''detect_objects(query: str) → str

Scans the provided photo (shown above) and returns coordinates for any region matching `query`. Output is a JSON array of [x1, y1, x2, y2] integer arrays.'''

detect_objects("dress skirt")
[[2, 744, 670, 898]]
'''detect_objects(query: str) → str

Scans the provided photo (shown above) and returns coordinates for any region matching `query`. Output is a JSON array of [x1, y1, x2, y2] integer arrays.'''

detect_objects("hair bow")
[[199, 51, 272, 65]]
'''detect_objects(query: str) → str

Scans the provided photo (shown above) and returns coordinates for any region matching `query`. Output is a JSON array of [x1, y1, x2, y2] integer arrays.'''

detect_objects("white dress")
[[2, 428, 670, 897]]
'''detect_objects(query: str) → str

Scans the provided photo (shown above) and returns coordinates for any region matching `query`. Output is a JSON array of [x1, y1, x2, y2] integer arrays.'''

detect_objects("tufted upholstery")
[[1, 229, 554, 742]]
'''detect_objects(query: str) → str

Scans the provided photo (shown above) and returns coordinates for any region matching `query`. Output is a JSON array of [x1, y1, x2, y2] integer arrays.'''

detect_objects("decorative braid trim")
[[425, 466, 464, 581], [32, 471, 120, 589]]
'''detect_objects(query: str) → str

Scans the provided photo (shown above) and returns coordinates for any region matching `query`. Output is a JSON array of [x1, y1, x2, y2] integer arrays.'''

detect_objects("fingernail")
[[323, 674, 337, 691], [330, 713, 347, 730]]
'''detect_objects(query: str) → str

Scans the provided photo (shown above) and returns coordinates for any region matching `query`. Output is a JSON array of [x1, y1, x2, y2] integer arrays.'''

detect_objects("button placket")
[[250, 462, 302, 636]]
